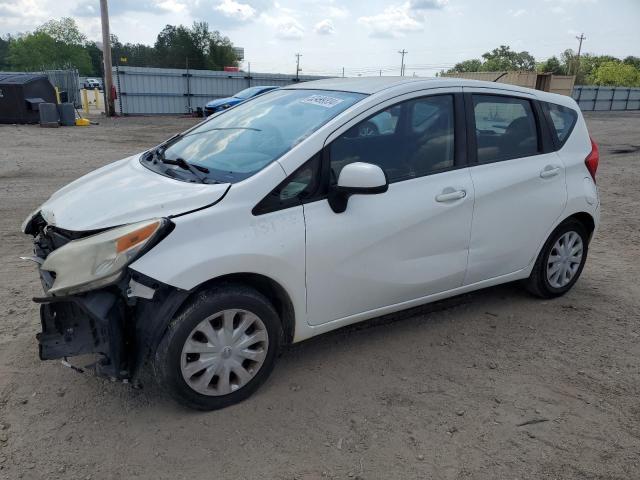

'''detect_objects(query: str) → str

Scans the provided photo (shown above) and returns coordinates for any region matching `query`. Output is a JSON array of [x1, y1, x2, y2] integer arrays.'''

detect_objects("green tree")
[[481, 45, 536, 71], [3, 17, 238, 73], [0, 35, 11, 70], [447, 45, 536, 73], [207, 30, 237, 70], [38, 17, 86, 45], [592, 61, 640, 87], [152, 22, 237, 70], [538, 56, 565, 74], [7, 18, 92, 73], [85, 41, 103, 76], [577, 53, 619, 83], [111, 34, 157, 68], [449, 59, 483, 72], [154, 24, 206, 69], [622, 56, 640, 70]]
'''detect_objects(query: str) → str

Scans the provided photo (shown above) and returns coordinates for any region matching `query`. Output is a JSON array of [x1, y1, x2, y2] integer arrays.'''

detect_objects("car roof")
[[283, 76, 544, 96]]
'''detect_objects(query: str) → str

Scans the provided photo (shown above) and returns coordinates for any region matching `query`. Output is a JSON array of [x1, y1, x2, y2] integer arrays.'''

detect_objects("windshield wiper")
[[143, 133, 183, 162], [161, 157, 209, 184]]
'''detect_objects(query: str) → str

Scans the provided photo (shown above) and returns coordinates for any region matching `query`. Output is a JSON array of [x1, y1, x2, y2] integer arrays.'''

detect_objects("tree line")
[[0, 18, 238, 76], [446, 45, 640, 87]]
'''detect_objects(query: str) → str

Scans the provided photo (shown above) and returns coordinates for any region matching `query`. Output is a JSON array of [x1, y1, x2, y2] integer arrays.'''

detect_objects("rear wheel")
[[154, 285, 282, 410], [524, 219, 589, 298]]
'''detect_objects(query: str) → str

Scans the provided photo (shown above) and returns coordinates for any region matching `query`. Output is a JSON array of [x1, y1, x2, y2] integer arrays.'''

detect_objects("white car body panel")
[[304, 167, 474, 325], [462, 87, 569, 284], [32, 77, 600, 346], [38, 154, 229, 231]]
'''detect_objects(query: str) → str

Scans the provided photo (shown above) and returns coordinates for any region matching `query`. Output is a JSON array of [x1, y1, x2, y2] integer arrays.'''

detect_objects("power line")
[[295, 53, 302, 81], [574, 33, 586, 76], [398, 49, 407, 76]]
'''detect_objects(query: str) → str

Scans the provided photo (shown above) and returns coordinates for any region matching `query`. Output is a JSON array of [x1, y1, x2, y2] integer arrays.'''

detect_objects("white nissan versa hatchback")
[[22, 77, 600, 410]]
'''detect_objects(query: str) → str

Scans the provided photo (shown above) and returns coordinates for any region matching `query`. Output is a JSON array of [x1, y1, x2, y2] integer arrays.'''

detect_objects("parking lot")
[[0, 111, 639, 479]]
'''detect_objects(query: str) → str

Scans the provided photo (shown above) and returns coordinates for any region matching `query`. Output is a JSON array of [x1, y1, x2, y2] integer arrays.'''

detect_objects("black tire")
[[154, 284, 282, 410], [524, 218, 589, 298]]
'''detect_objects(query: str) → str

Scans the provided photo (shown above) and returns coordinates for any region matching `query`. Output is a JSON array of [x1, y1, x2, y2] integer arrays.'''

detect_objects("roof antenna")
[[493, 72, 508, 82]]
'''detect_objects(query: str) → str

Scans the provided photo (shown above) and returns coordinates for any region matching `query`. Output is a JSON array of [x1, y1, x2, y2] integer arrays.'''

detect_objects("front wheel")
[[154, 285, 282, 410], [524, 219, 589, 298]]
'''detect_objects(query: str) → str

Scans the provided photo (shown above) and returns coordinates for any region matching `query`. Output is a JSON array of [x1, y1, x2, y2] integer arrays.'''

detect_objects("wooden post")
[[100, 0, 115, 116]]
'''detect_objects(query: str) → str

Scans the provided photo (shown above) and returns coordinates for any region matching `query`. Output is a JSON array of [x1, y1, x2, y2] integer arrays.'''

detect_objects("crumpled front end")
[[24, 212, 188, 382]]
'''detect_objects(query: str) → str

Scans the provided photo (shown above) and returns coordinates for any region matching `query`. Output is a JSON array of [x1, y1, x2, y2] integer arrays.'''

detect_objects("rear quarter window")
[[546, 102, 578, 147]]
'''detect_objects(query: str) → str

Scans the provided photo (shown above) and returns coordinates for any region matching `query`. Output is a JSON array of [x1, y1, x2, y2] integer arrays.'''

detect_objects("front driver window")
[[330, 95, 455, 183]]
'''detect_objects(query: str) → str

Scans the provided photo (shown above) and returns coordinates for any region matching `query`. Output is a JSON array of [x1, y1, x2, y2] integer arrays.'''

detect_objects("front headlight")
[[21, 207, 41, 234], [41, 218, 171, 296]]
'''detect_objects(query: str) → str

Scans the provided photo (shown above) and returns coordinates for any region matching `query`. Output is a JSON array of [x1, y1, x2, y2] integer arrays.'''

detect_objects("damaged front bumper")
[[33, 270, 189, 383], [25, 217, 189, 383]]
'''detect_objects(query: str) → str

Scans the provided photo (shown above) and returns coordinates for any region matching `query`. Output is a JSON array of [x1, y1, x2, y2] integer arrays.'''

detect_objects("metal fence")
[[112, 66, 330, 115], [0, 69, 81, 107], [572, 86, 640, 111]]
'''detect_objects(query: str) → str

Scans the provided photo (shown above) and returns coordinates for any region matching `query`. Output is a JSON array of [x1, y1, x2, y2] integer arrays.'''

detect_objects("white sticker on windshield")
[[300, 94, 344, 108]]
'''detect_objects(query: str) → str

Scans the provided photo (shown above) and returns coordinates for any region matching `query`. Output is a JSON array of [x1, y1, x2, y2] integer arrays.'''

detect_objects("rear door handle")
[[436, 189, 466, 202], [540, 165, 561, 178]]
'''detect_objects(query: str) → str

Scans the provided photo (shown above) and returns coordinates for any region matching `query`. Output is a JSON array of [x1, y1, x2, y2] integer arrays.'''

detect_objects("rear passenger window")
[[330, 95, 455, 183], [472, 95, 539, 163], [546, 103, 578, 147]]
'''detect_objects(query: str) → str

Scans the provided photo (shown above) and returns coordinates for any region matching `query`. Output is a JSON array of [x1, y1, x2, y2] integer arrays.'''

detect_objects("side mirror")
[[328, 162, 388, 213]]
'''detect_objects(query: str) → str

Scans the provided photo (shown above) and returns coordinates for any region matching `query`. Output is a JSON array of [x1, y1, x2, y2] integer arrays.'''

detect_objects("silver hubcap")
[[180, 309, 269, 396], [546, 231, 583, 288]]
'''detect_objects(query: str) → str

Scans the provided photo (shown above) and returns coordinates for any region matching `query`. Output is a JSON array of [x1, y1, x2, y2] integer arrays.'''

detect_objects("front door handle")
[[540, 165, 561, 178], [436, 189, 466, 202]]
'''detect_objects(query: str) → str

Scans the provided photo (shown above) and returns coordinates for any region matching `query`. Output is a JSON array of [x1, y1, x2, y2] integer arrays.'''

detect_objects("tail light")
[[585, 136, 599, 182]]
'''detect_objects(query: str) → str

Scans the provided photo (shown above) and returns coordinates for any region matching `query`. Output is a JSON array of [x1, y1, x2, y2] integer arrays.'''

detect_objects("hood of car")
[[206, 97, 240, 109], [34, 154, 229, 231]]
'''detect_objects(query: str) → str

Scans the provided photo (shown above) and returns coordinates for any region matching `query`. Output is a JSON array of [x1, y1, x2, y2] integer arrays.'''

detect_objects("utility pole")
[[100, 0, 114, 116], [398, 49, 407, 76], [295, 53, 302, 81], [342, 66, 345, 77], [573, 33, 586, 76]]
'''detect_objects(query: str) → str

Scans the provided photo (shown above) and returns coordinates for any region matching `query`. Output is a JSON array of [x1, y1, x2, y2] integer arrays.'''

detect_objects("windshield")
[[233, 86, 270, 99], [160, 89, 365, 183]]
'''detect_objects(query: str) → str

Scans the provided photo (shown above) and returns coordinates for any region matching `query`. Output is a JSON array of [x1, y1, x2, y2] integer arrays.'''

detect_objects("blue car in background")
[[204, 85, 279, 116]]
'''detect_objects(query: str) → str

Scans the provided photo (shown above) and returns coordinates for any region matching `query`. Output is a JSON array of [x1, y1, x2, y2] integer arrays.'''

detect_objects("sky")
[[0, 0, 638, 75]]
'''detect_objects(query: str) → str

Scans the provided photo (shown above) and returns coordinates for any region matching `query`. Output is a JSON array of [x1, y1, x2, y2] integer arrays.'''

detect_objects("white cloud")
[[0, 0, 47, 31], [314, 19, 334, 35], [158, 0, 186, 13], [327, 5, 349, 19], [214, 0, 256, 21], [409, 0, 448, 10], [508, 8, 527, 17], [0, 0, 39, 18], [358, 2, 423, 38], [261, 13, 304, 40]]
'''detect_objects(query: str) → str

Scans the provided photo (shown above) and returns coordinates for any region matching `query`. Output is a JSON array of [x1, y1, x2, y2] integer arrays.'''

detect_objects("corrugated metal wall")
[[108, 66, 640, 114], [112, 66, 331, 115], [572, 86, 640, 111]]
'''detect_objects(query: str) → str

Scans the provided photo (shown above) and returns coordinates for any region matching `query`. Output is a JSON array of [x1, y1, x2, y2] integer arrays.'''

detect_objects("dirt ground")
[[0, 111, 639, 480]]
